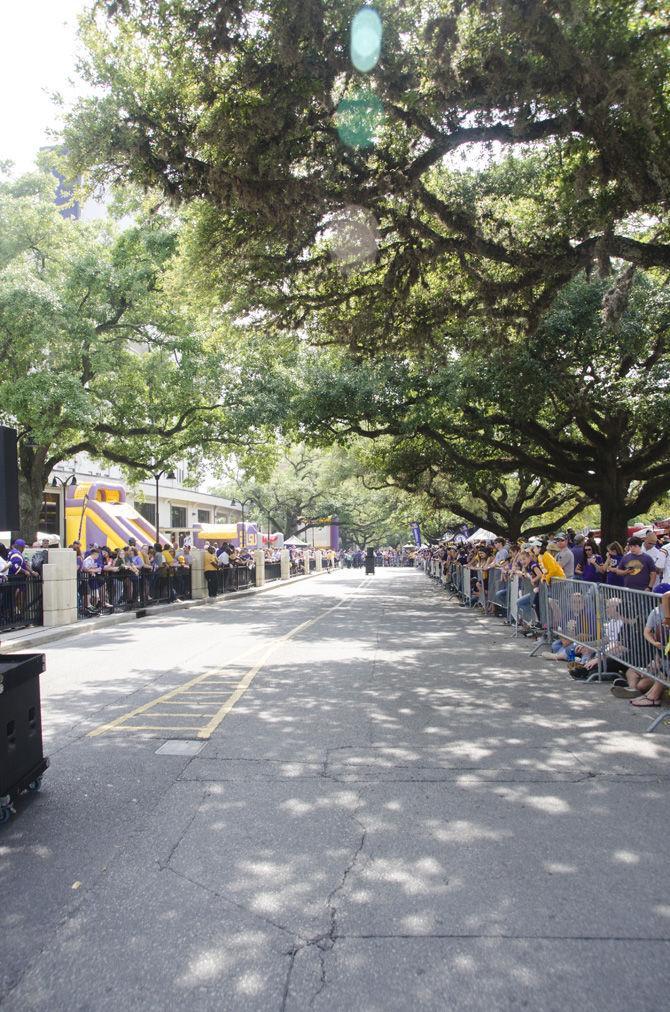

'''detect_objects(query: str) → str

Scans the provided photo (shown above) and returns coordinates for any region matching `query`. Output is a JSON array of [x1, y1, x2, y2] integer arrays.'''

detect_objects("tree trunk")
[[504, 517, 523, 542], [17, 445, 49, 544], [598, 495, 630, 549]]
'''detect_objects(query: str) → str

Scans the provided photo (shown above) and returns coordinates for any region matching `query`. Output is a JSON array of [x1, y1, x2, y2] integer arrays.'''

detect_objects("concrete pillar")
[[254, 550, 265, 587], [280, 550, 290, 581], [315, 551, 323, 572], [42, 549, 77, 628], [189, 548, 207, 600]]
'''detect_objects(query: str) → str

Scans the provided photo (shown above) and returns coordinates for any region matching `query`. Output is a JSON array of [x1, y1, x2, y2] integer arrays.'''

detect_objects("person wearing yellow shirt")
[[203, 545, 219, 597], [538, 548, 565, 583]]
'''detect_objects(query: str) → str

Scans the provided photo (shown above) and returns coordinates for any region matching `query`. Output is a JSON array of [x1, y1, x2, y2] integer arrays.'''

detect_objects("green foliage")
[[215, 442, 415, 547], [286, 270, 670, 544], [0, 169, 287, 535], [65, 0, 670, 347]]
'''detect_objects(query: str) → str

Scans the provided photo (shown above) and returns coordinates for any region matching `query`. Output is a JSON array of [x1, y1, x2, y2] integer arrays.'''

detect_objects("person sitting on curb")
[[611, 585, 670, 706]]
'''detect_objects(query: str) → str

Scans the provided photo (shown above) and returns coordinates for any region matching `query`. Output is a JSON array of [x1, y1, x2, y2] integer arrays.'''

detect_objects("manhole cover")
[[155, 740, 204, 757]]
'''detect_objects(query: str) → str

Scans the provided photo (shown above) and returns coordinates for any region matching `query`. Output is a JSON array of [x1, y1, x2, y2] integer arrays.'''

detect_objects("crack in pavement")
[[164, 863, 300, 943], [155, 788, 209, 871]]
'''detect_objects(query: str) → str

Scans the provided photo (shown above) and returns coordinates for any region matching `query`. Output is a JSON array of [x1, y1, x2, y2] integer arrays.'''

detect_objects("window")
[[171, 506, 187, 528], [39, 493, 60, 535], [197, 509, 210, 524], [135, 501, 156, 526]]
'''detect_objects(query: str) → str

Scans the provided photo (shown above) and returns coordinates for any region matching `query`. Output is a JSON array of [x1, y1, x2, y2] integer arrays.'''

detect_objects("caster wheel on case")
[[28, 778, 42, 792], [0, 805, 12, 825]]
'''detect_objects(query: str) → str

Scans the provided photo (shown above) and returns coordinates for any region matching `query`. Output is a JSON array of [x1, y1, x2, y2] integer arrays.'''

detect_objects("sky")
[[0, 0, 90, 175]]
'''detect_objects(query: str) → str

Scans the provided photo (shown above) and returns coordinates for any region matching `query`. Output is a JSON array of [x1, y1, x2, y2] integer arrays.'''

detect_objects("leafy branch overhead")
[[289, 271, 670, 545], [65, 0, 670, 344]]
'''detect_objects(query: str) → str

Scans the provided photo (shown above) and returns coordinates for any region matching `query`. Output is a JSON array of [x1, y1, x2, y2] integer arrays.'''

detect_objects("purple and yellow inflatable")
[[65, 482, 165, 550]]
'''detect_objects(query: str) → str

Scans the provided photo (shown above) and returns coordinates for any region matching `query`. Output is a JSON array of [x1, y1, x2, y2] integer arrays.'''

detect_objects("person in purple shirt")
[[7, 539, 36, 579], [615, 536, 657, 590], [579, 544, 604, 583], [571, 534, 586, 576], [599, 541, 625, 587]]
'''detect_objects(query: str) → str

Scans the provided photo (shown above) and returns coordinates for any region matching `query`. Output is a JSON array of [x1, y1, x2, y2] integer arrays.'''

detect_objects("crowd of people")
[[421, 528, 670, 715], [341, 547, 413, 568], [0, 533, 341, 615]]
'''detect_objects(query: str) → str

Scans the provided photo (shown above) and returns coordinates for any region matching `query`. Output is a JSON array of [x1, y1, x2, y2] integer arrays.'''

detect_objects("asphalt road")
[[1, 567, 669, 1011]]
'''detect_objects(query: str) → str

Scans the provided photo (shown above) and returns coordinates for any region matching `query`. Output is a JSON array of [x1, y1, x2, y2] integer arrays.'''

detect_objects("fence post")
[[42, 549, 77, 628], [255, 550, 265, 587], [315, 551, 323, 572], [280, 550, 290, 581], [189, 549, 207, 600]]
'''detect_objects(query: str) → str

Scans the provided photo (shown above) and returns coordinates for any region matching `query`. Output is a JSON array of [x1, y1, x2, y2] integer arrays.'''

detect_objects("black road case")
[[0, 652, 49, 824]]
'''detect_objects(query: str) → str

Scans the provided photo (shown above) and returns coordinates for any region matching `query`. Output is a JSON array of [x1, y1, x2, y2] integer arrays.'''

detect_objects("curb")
[[0, 570, 329, 653]]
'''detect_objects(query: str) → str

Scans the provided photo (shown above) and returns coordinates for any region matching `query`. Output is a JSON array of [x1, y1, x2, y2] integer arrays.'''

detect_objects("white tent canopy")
[[466, 527, 498, 543], [285, 536, 309, 547]]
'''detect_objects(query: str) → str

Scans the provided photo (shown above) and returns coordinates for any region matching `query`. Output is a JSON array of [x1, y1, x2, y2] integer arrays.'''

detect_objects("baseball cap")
[[13, 538, 26, 548], [553, 533, 567, 541]]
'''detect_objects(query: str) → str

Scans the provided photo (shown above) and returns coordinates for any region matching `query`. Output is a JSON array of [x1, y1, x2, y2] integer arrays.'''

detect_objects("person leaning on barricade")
[[515, 548, 545, 631], [489, 545, 515, 615], [609, 584, 670, 707]]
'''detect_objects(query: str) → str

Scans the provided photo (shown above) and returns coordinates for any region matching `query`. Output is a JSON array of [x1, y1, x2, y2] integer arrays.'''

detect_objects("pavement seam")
[[332, 932, 670, 942], [163, 864, 301, 943]]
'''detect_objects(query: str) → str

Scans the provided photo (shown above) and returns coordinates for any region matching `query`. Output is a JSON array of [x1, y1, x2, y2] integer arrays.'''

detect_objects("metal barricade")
[[421, 558, 670, 734], [265, 562, 282, 581], [510, 574, 536, 636], [77, 566, 190, 619], [471, 567, 485, 608], [598, 584, 669, 731], [231, 565, 251, 591], [448, 561, 462, 597], [508, 574, 519, 626], [0, 577, 43, 632], [543, 577, 602, 670], [486, 568, 509, 617], [461, 565, 471, 604], [77, 571, 124, 615]]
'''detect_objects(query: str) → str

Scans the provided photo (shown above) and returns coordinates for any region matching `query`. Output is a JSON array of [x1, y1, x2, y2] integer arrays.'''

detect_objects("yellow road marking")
[[110, 725, 206, 732], [88, 579, 366, 739], [195, 582, 365, 739], [88, 641, 264, 737]]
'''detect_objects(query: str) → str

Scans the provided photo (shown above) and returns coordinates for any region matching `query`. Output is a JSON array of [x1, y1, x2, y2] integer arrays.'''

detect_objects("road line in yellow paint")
[[195, 580, 367, 740], [89, 578, 367, 739], [87, 640, 265, 737], [109, 725, 205, 732]]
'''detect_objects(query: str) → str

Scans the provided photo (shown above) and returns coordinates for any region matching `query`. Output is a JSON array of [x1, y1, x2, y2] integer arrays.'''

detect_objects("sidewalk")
[[0, 569, 327, 653]]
